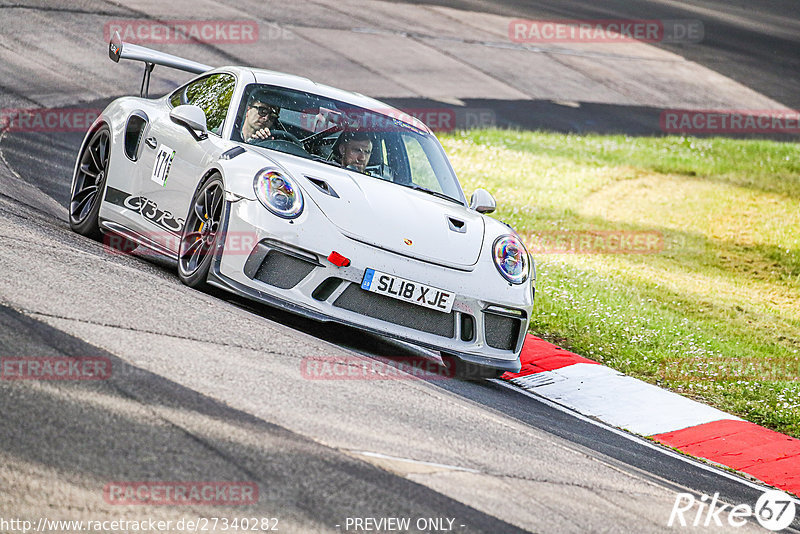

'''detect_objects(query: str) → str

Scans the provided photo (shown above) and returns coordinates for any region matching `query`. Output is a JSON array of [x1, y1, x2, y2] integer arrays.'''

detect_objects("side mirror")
[[169, 105, 207, 140], [470, 188, 496, 214]]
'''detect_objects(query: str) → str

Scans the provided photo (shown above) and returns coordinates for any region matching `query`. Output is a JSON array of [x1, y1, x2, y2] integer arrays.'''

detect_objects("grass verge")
[[439, 129, 800, 438]]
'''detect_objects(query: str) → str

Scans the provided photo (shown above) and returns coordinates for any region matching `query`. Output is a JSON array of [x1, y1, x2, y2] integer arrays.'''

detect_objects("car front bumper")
[[208, 198, 534, 372]]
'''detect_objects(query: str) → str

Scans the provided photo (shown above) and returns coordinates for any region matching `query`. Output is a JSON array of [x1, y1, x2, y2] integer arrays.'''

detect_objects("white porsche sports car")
[[69, 34, 535, 377]]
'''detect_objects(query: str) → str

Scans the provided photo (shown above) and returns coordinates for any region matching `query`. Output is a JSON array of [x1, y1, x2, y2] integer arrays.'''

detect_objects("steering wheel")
[[249, 138, 310, 157], [365, 162, 395, 181], [268, 129, 301, 143], [246, 128, 301, 145], [299, 125, 343, 151]]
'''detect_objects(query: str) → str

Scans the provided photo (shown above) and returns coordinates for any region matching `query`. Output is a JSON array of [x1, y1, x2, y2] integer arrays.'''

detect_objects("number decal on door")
[[151, 144, 175, 186]]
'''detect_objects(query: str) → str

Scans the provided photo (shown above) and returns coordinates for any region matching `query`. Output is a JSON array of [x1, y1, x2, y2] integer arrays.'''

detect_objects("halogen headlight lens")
[[493, 235, 529, 284], [253, 168, 303, 218]]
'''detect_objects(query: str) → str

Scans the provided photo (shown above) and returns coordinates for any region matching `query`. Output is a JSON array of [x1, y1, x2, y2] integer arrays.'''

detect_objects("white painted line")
[[511, 363, 739, 435], [492, 379, 780, 496]]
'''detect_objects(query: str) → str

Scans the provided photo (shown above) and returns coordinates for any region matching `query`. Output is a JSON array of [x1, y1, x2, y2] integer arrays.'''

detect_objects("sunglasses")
[[251, 105, 279, 118]]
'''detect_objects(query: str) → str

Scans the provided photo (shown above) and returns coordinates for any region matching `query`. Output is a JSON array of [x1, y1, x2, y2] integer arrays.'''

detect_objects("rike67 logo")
[[669, 490, 796, 531]]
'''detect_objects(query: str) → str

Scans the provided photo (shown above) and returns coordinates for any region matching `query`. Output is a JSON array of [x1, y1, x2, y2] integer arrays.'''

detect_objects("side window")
[[401, 134, 440, 191], [170, 74, 236, 135], [169, 90, 182, 108]]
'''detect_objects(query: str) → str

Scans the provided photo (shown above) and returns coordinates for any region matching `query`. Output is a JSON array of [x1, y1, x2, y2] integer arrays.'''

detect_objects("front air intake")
[[483, 310, 523, 351], [250, 250, 316, 289]]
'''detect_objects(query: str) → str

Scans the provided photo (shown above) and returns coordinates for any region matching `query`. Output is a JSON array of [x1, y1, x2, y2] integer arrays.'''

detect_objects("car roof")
[[221, 66, 432, 134]]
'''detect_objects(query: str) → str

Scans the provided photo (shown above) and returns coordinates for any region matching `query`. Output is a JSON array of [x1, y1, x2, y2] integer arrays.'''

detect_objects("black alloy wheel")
[[178, 174, 225, 289], [69, 125, 111, 238]]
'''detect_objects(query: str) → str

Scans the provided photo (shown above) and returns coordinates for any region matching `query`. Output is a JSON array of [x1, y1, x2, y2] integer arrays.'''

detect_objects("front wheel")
[[178, 174, 225, 289], [70, 125, 111, 239]]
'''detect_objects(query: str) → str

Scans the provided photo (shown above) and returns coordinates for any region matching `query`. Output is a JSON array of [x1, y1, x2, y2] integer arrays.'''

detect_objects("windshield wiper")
[[404, 184, 462, 205]]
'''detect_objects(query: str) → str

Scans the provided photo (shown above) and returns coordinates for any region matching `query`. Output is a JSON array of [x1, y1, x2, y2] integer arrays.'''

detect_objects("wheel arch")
[[70, 117, 111, 194], [196, 165, 226, 195], [214, 150, 273, 201]]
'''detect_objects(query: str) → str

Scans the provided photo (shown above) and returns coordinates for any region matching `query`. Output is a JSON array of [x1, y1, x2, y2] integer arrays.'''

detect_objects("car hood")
[[261, 151, 485, 268]]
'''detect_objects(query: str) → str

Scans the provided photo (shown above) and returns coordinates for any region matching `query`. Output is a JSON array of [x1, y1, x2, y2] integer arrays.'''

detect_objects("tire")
[[69, 125, 111, 239], [178, 174, 225, 289], [441, 352, 506, 380]]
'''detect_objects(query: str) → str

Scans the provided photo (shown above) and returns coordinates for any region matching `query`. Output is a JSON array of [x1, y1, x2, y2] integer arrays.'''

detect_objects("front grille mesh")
[[484, 312, 522, 351], [253, 250, 315, 289], [333, 283, 455, 338]]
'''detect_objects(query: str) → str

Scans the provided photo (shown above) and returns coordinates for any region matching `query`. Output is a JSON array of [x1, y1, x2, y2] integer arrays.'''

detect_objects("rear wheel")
[[69, 125, 111, 239], [178, 174, 225, 289]]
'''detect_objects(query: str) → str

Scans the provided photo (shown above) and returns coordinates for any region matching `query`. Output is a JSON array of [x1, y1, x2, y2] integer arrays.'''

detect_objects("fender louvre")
[[220, 147, 246, 160]]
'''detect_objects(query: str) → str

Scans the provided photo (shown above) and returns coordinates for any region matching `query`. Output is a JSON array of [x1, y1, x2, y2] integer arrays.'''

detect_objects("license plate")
[[361, 268, 455, 313]]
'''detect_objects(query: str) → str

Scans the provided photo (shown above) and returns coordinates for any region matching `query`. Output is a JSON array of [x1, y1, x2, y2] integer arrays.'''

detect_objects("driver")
[[241, 91, 280, 143], [337, 131, 373, 173]]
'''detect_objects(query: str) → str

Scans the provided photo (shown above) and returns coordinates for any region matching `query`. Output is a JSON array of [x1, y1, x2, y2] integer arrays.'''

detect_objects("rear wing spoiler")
[[108, 31, 212, 98]]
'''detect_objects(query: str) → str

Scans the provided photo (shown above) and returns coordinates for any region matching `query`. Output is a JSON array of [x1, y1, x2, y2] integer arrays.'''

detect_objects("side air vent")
[[447, 216, 466, 233], [306, 176, 339, 198], [460, 313, 475, 342], [312, 277, 345, 301], [124, 112, 148, 161]]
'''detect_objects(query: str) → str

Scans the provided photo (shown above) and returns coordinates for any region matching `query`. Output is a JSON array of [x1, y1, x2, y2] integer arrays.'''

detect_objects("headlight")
[[493, 235, 529, 284], [253, 168, 303, 218]]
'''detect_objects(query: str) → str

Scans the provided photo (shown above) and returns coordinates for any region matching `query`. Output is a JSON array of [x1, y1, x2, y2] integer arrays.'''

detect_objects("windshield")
[[232, 84, 465, 204]]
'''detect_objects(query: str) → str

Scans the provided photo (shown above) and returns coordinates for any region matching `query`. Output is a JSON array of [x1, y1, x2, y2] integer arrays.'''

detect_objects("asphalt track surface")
[[381, 0, 800, 138], [5, 105, 800, 532], [395, 0, 800, 110], [1, 1, 799, 533]]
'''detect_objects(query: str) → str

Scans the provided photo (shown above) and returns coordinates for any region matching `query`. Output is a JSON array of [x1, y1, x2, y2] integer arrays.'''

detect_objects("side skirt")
[[99, 219, 180, 259]]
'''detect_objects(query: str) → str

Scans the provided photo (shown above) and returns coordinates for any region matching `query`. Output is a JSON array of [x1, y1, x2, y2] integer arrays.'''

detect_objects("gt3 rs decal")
[[151, 144, 175, 186], [105, 187, 184, 233]]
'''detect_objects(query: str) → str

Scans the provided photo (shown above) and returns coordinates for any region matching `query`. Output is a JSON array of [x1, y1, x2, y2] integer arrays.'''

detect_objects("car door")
[[136, 73, 236, 253]]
